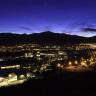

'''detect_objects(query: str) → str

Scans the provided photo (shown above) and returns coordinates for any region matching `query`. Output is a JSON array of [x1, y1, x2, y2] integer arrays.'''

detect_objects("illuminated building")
[[1, 65, 20, 69], [25, 53, 33, 58], [8, 73, 17, 82], [19, 75, 26, 80]]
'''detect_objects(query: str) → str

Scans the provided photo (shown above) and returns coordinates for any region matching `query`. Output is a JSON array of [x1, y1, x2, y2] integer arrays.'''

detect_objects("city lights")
[[0, 43, 95, 87]]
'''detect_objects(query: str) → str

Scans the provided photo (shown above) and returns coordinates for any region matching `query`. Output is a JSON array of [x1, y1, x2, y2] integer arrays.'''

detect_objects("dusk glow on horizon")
[[0, 0, 96, 37]]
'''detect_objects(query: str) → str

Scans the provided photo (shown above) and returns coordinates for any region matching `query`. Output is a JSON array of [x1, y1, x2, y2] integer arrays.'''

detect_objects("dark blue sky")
[[0, 0, 96, 37]]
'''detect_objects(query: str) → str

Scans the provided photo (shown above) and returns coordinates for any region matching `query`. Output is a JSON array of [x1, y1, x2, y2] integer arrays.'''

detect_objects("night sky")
[[0, 0, 96, 37]]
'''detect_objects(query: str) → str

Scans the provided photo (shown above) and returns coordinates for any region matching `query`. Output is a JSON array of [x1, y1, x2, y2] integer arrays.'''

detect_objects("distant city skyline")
[[0, 0, 96, 37]]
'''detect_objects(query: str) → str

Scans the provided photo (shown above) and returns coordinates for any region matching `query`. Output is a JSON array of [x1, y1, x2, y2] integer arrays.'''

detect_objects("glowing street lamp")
[[57, 63, 61, 67], [68, 61, 72, 66], [74, 61, 78, 65]]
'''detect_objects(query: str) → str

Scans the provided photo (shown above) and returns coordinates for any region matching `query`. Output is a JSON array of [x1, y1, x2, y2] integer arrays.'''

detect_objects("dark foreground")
[[0, 71, 96, 96]]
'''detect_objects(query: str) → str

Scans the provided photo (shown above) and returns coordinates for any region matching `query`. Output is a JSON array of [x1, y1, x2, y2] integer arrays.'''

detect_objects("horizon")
[[0, 31, 94, 38]]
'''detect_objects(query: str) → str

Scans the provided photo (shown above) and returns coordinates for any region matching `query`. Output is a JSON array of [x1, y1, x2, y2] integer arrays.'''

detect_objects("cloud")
[[82, 28, 96, 32], [69, 21, 95, 29], [19, 26, 32, 31]]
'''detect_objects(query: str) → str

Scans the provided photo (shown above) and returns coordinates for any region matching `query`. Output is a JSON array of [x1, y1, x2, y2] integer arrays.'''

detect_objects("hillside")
[[0, 31, 89, 45]]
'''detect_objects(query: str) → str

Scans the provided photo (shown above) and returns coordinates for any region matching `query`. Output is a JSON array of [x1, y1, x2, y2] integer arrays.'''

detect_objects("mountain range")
[[0, 31, 96, 45]]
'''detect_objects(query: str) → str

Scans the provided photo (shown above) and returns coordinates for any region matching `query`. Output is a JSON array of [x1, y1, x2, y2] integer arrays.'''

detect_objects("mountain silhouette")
[[0, 31, 94, 45]]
